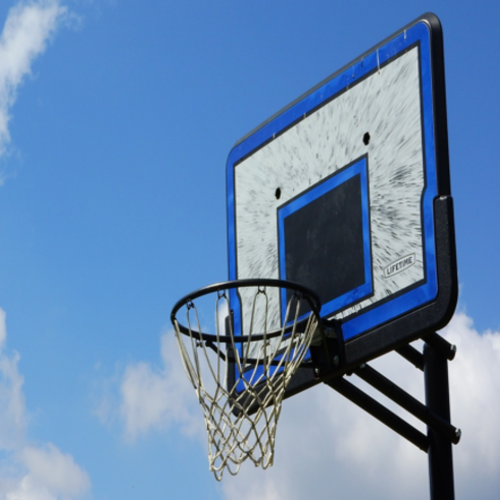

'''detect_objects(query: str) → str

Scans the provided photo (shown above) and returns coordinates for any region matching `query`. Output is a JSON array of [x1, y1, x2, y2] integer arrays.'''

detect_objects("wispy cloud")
[[114, 311, 500, 499], [0, 0, 67, 179], [0, 308, 26, 451], [0, 307, 91, 500]]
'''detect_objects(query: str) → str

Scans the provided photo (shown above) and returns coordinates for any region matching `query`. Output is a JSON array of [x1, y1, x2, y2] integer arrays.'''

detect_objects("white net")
[[172, 282, 320, 481]]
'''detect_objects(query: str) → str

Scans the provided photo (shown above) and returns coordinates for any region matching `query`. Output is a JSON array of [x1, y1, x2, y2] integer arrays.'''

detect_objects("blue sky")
[[0, 1, 498, 499]]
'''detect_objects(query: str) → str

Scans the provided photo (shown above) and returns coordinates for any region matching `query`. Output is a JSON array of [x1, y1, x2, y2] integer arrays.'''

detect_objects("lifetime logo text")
[[384, 254, 416, 278]]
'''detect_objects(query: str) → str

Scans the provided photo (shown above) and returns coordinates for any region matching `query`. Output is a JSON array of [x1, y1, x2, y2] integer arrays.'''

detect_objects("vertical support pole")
[[424, 342, 455, 500]]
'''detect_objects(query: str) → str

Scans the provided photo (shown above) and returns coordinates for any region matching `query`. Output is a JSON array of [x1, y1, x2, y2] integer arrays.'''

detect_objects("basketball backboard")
[[226, 13, 457, 395]]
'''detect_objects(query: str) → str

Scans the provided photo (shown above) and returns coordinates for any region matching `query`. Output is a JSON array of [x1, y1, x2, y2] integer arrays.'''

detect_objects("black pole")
[[424, 342, 455, 500]]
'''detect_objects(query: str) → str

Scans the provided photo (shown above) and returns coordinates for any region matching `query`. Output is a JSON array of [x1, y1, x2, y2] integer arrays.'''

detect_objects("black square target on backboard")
[[277, 156, 372, 322]]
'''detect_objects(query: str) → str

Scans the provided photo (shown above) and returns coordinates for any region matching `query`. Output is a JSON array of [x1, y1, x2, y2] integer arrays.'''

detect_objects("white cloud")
[[0, 308, 26, 451], [119, 331, 204, 442], [6, 444, 90, 500], [119, 309, 500, 499], [0, 306, 90, 499], [219, 313, 500, 500], [220, 374, 428, 500], [0, 0, 66, 170], [442, 313, 500, 498]]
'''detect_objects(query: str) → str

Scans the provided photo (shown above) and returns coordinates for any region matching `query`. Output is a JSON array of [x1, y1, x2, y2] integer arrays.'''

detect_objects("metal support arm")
[[325, 377, 429, 452], [355, 363, 461, 444]]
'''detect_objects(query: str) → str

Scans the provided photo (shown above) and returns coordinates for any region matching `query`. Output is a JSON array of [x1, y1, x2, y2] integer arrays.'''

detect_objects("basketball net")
[[172, 283, 320, 480]]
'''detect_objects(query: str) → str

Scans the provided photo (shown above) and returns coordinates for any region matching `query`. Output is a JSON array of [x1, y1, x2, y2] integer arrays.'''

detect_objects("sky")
[[0, 0, 498, 499]]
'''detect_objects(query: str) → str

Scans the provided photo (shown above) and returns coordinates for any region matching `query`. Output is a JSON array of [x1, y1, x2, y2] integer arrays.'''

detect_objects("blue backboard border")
[[226, 13, 457, 393]]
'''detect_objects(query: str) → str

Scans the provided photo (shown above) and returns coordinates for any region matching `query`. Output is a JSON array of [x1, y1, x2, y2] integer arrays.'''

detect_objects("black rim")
[[170, 278, 321, 343]]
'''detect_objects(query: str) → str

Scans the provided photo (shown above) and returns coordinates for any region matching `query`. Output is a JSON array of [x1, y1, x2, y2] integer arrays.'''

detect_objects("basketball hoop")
[[170, 279, 326, 480]]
